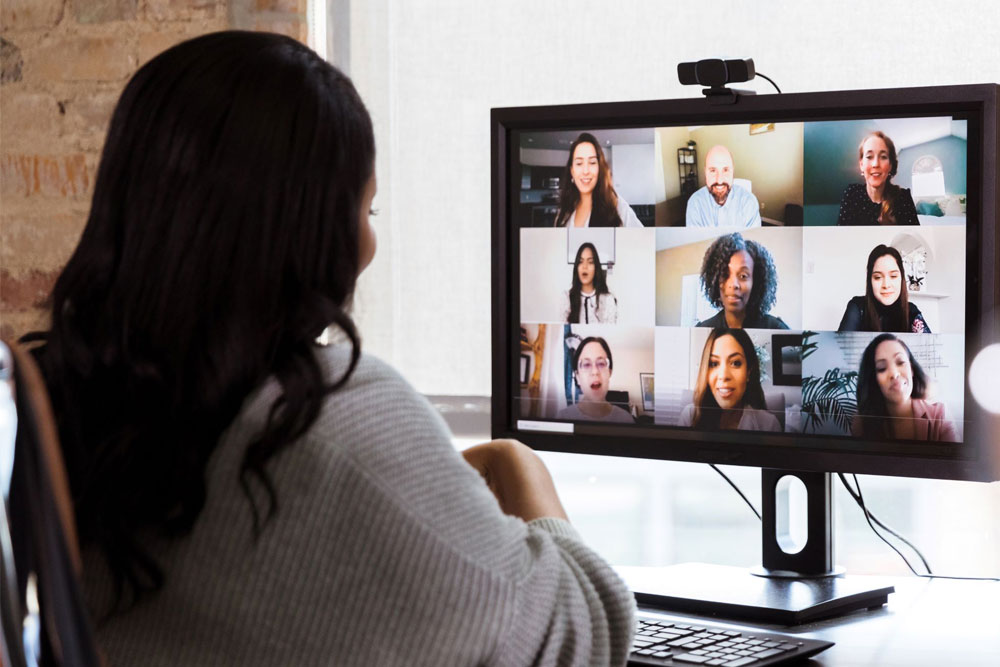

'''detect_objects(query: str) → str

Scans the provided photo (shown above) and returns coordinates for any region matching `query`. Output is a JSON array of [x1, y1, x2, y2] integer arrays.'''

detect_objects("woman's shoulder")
[[755, 313, 789, 330], [608, 405, 635, 423], [677, 404, 695, 426], [315, 346, 447, 436], [912, 398, 947, 420], [696, 310, 726, 327], [235, 345, 450, 456], [742, 406, 781, 432], [841, 183, 866, 198]]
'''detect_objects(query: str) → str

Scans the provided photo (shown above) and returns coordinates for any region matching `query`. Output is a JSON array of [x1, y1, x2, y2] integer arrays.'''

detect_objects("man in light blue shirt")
[[685, 145, 761, 227]]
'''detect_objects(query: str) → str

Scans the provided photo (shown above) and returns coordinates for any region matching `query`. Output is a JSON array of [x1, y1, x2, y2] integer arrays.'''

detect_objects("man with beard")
[[685, 145, 761, 227]]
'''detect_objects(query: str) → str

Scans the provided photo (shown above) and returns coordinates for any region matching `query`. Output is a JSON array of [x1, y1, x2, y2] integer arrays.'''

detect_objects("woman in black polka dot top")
[[837, 131, 919, 226]]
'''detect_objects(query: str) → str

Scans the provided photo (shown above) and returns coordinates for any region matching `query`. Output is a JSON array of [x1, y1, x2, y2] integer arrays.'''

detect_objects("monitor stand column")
[[754, 469, 845, 578], [618, 468, 894, 625]]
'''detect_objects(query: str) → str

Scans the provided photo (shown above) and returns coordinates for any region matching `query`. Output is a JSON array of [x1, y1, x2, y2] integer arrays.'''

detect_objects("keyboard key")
[[722, 658, 758, 667], [653, 650, 671, 658], [707, 661, 729, 666], [668, 637, 700, 648], [673, 655, 711, 664], [755, 649, 783, 659]]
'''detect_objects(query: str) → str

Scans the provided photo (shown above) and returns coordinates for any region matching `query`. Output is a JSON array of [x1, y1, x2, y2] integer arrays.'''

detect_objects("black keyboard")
[[630, 612, 834, 666]]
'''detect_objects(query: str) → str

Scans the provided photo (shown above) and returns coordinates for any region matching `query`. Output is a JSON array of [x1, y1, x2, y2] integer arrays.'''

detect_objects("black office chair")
[[1, 340, 102, 667]]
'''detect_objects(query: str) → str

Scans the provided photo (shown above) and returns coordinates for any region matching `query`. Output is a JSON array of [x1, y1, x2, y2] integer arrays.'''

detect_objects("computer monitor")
[[491, 84, 999, 623]]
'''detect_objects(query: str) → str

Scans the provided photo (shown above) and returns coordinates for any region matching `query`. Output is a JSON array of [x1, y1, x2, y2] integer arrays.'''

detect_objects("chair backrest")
[[1, 340, 103, 667], [733, 177, 752, 194]]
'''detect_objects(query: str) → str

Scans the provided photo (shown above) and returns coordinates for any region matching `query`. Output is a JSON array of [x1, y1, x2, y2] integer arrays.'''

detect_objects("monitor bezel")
[[491, 83, 999, 483]]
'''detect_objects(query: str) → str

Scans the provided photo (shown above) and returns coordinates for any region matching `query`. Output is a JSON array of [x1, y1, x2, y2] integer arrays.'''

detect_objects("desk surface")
[[628, 569, 1000, 666]]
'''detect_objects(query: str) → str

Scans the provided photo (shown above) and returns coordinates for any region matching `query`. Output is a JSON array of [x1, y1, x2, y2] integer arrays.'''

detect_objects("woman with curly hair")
[[838, 244, 931, 333], [678, 328, 780, 431], [851, 334, 957, 441], [836, 131, 919, 226], [554, 132, 642, 227], [696, 232, 789, 329]]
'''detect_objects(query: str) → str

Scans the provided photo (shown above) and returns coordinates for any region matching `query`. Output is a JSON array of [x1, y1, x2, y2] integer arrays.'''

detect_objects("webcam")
[[678, 58, 757, 104]]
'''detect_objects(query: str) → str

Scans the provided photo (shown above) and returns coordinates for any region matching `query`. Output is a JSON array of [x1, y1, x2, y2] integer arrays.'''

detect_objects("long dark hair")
[[23, 31, 375, 603], [554, 132, 622, 227], [856, 333, 928, 438], [863, 244, 910, 331], [567, 242, 610, 323], [690, 328, 766, 429], [701, 233, 779, 320], [859, 131, 903, 224]]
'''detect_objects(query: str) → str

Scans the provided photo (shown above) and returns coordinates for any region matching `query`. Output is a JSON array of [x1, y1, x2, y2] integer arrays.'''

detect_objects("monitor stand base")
[[618, 562, 893, 625]]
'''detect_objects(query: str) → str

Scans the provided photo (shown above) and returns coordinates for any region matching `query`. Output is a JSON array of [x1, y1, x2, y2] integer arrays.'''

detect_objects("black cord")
[[709, 464, 761, 521], [755, 72, 781, 94], [842, 474, 1000, 582], [837, 473, 932, 572]]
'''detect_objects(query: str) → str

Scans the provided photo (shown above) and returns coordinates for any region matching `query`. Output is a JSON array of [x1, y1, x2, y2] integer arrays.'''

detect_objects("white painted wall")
[[342, 0, 1000, 394]]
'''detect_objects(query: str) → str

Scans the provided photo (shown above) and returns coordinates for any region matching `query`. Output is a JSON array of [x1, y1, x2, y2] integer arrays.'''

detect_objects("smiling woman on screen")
[[838, 244, 930, 333], [837, 131, 919, 226], [678, 328, 780, 432], [852, 334, 957, 441], [554, 132, 642, 228]]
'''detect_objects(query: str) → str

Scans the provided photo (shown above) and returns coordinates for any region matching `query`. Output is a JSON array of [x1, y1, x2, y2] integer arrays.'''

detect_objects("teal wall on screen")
[[803, 120, 878, 225], [896, 136, 968, 195]]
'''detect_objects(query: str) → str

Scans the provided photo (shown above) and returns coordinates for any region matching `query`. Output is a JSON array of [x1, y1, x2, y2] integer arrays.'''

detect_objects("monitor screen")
[[492, 85, 999, 482]]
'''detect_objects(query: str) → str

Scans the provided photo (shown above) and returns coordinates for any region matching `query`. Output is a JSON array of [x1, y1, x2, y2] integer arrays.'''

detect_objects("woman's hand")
[[462, 439, 569, 522]]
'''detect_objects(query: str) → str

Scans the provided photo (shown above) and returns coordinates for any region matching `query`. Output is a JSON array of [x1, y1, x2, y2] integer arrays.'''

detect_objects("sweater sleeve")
[[312, 351, 636, 666]]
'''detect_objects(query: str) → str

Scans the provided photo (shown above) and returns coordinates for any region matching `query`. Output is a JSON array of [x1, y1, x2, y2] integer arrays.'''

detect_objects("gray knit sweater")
[[82, 346, 636, 665]]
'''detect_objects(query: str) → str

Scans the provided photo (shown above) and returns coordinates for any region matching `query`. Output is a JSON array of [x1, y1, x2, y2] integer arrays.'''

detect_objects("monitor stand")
[[617, 469, 895, 625]]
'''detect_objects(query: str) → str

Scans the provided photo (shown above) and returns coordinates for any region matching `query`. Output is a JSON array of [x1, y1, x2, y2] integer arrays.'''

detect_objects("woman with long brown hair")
[[554, 132, 642, 227], [838, 244, 930, 332], [678, 328, 780, 431], [836, 130, 919, 226]]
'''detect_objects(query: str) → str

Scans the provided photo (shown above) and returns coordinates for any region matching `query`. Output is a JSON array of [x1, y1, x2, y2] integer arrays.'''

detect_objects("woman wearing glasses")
[[557, 336, 635, 423]]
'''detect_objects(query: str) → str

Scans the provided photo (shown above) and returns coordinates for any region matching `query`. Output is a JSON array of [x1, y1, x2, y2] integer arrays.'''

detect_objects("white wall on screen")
[[611, 143, 656, 205]]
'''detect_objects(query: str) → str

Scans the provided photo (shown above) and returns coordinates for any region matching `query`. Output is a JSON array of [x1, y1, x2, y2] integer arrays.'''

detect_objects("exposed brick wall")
[[0, 0, 310, 339]]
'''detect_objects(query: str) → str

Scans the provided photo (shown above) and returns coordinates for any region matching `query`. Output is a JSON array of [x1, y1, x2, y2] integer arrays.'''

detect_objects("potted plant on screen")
[[800, 331, 858, 434]]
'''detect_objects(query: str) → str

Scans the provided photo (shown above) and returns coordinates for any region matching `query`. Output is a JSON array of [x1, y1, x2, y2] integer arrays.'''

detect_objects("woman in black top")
[[838, 244, 930, 332], [837, 131, 919, 226], [695, 232, 789, 330]]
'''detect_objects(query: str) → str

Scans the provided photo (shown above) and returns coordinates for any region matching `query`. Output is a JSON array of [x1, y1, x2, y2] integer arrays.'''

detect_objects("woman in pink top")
[[851, 333, 958, 441]]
